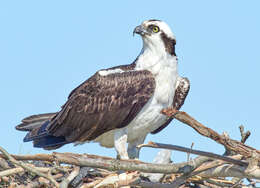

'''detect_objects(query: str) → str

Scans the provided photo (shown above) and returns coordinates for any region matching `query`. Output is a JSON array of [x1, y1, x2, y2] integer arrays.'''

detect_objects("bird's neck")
[[135, 45, 178, 75]]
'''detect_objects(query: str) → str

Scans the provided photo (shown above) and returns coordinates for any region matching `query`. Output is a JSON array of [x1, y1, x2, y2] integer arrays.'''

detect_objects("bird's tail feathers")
[[16, 112, 68, 150], [33, 135, 68, 150], [23, 120, 50, 142], [15, 113, 56, 131]]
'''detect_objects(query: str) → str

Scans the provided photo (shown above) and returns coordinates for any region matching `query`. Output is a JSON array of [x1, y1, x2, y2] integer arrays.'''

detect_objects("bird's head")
[[133, 19, 176, 56]]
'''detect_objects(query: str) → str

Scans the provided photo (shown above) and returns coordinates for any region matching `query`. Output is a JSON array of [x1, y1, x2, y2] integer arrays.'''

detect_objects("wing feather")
[[47, 70, 155, 142]]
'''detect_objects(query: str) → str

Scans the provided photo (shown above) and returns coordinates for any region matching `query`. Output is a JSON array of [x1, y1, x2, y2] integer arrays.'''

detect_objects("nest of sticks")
[[1, 110, 260, 188]]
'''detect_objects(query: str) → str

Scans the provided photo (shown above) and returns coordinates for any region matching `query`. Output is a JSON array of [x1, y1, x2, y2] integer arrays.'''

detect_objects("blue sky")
[[0, 1, 260, 162]]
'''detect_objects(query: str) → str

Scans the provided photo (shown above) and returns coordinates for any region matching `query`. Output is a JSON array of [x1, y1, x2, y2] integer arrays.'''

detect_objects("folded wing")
[[19, 70, 156, 149]]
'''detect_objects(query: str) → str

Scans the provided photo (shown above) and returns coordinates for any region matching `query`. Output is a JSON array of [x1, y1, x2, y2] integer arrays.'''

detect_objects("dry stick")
[[170, 158, 229, 187], [138, 142, 247, 166], [60, 166, 80, 188], [230, 179, 244, 188], [129, 178, 181, 188], [239, 125, 251, 144], [0, 146, 59, 187], [22, 180, 46, 188], [175, 161, 243, 188], [0, 158, 10, 169], [80, 179, 103, 188], [163, 110, 260, 159], [202, 180, 222, 188], [0, 167, 25, 177], [0, 152, 209, 174], [0, 166, 50, 177], [199, 164, 260, 180], [187, 142, 194, 162], [95, 171, 139, 188], [113, 174, 180, 188]]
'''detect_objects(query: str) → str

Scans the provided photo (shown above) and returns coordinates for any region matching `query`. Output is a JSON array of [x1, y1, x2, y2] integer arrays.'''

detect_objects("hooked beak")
[[133, 25, 150, 36]]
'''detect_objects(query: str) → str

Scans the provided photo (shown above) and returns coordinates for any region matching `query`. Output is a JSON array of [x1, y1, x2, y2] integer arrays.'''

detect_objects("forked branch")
[[162, 109, 260, 160]]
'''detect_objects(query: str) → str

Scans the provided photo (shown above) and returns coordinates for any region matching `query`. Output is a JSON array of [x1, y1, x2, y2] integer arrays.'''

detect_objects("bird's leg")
[[127, 136, 146, 159], [114, 129, 129, 160], [161, 107, 179, 117]]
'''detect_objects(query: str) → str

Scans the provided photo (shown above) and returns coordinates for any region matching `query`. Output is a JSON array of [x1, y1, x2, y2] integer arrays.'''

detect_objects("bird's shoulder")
[[67, 64, 155, 100]]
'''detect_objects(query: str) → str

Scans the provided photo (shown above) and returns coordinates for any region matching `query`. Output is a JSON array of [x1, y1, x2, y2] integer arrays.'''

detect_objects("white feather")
[[94, 21, 179, 153], [98, 68, 124, 76]]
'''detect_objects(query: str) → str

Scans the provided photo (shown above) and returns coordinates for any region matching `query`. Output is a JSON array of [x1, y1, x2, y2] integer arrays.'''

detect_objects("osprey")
[[16, 20, 190, 159]]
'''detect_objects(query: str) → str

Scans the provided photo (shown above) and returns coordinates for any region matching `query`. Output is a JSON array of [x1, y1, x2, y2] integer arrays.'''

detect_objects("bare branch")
[[199, 164, 260, 180], [138, 141, 247, 166], [0, 151, 211, 174], [162, 110, 260, 160]]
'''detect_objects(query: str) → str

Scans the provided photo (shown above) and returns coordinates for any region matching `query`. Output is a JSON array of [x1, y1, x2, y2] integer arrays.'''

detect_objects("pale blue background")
[[0, 1, 259, 162]]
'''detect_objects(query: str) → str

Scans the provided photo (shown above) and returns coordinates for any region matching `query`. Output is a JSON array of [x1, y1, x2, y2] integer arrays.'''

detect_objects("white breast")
[[93, 51, 178, 148], [126, 53, 178, 141]]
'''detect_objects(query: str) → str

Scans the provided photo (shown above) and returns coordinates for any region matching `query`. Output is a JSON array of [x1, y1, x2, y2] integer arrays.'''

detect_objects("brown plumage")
[[161, 32, 176, 56], [17, 64, 156, 149], [48, 69, 155, 142]]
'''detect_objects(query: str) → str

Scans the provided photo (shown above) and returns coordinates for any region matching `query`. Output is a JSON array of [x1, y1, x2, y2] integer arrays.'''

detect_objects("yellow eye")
[[153, 26, 160, 33]]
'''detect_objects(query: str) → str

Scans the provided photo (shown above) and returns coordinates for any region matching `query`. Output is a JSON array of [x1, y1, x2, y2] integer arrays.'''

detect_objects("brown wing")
[[46, 70, 155, 142], [151, 77, 190, 134]]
